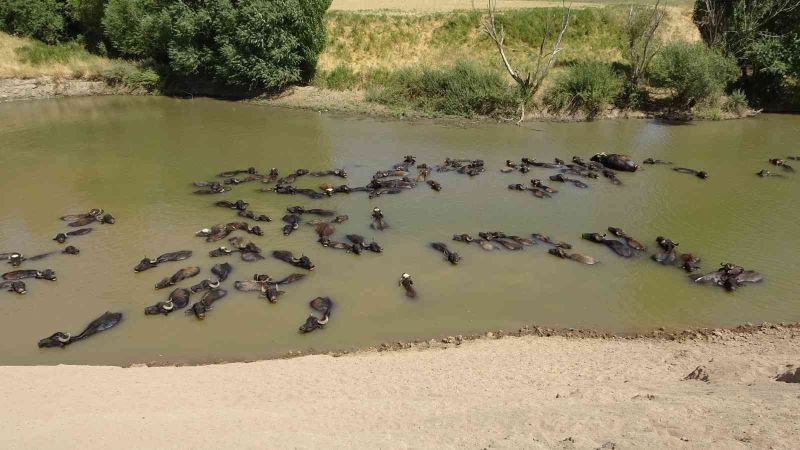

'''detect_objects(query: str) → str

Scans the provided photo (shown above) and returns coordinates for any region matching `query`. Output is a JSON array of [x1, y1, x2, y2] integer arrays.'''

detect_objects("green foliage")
[[619, 2, 664, 85], [544, 61, 623, 117], [693, 0, 800, 104], [103, 63, 161, 91], [103, 0, 331, 90], [0, 0, 66, 44], [14, 39, 90, 64], [649, 42, 739, 108], [723, 89, 749, 115], [65, 0, 107, 50], [366, 62, 518, 117], [430, 11, 481, 46], [498, 8, 619, 49], [314, 64, 360, 90]]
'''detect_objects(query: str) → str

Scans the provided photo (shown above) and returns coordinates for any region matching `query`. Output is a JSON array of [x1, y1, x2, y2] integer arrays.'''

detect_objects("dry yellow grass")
[[0, 32, 117, 79], [329, 0, 695, 12], [318, 6, 699, 74]]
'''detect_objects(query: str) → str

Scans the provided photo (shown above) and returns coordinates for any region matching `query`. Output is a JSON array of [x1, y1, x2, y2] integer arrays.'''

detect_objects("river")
[[0, 96, 798, 365]]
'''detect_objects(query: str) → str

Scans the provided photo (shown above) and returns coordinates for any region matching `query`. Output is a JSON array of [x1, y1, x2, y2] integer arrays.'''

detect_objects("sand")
[[1, 326, 798, 449]]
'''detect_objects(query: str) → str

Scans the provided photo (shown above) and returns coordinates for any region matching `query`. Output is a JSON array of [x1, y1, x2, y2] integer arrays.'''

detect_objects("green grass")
[[544, 61, 624, 117], [323, 7, 640, 73], [14, 40, 94, 65], [365, 61, 520, 118], [12, 37, 161, 92]]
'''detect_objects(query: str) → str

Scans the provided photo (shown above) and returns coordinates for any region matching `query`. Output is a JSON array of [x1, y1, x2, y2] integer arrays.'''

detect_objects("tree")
[[694, 0, 800, 58], [693, 0, 800, 104], [621, 0, 665, 87], [103, 0, 331, 91], [481, 0, 571, 123], [0, 0, 66, 44], [649, 41, 739, 109]]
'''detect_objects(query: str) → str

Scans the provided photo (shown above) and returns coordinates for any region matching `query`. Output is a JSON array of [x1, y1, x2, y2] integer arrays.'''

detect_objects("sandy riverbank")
[[1, 325, 798, 449]]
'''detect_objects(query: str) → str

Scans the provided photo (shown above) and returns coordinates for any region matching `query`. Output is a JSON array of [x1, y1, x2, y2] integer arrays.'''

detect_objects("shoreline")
[[10, 321, 797, 368], [1, 78, 762, 123], [2, 323, 797, 448]]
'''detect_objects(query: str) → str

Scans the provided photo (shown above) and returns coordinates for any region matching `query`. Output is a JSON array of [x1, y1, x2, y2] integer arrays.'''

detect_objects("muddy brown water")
[[0, 96, 798, 366]]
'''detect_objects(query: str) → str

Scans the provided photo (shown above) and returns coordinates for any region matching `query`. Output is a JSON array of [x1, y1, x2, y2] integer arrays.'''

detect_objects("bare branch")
[[481, 0, 571, 123]]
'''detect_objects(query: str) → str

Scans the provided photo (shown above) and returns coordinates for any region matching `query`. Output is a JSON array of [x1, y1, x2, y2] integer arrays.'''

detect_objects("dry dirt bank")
[[0, 77, 122, 103], [1, 325, 798, 449]]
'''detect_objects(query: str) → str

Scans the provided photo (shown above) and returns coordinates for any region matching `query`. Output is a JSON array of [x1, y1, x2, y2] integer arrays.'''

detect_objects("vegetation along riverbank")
[[2, 1, 798, 120]]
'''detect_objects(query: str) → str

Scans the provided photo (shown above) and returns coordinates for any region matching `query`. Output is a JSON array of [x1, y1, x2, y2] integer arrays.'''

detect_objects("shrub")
[[544, 61, 623, 117], [649, 42, 739, 109], [723, 89, 748, 115], [102, 63, 161, 91], [0, 0, 66, 44], [366, 62, 518, 117], [103, 0, 331, 90]]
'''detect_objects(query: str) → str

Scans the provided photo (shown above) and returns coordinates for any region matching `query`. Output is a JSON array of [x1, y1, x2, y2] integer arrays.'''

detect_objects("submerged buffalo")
[[2, 269, 56, 281], [398, 273, 417, 298], [690, 263, 763, 291], [155, 266, 200, 290], [430, 242, 462, 265], [145, 288, 192, 315], [582, 232, 634, 258], [272, 251, 315, 271], [0, 280, 27, 294], [673, 167, 709, 179], [548, 247, 598, 265], [133, 250, 192, 272], [187, 289, 228, 319], [38, 311, 122, 348], [370, 208, 389, 230], [607, 227, 646, 252], [299, 297, 333, 333], [590, 153, 639, 172]]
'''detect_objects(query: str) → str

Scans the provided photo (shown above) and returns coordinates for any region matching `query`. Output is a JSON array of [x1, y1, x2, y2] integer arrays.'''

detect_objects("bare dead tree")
[[623, 0, 666, 86], [481, 0, 571, 123]]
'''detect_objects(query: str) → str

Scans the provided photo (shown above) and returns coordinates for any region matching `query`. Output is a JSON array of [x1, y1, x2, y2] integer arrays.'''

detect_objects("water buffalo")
[[38, 311, 122, 348]]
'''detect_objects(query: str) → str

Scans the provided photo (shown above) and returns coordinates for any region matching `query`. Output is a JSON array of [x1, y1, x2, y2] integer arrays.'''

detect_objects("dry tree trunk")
[[481, 0, 571, 124]]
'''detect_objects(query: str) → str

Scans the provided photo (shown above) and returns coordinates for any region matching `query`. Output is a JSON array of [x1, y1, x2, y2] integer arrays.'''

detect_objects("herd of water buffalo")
[[3, 151, 794, 350]]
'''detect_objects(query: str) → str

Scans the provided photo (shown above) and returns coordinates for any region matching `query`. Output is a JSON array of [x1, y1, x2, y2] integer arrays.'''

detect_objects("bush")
[[103, 0, 331, 90], [723, 89, 749, 115], [649, 42, 739, 108], [544, 61, 623, 117], [0, 0, 66, 44], [102, 63, 161, 91], [366, 62, 518, 117]]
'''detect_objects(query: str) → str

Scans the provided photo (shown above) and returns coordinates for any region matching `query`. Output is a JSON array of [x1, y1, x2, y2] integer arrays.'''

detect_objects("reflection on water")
[[0, 96, 798, 366]]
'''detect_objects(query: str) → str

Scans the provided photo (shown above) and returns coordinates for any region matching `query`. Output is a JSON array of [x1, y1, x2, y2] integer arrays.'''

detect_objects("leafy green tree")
[[103, 0, 331, 90], [649, 42, 739, 108], [693, 0, 800, 103], [0, 0, 66, 44], [65, 0, 108, 50]]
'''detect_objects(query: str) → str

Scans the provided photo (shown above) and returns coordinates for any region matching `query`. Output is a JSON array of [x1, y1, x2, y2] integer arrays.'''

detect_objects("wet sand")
[[1, 325, 798, 449]]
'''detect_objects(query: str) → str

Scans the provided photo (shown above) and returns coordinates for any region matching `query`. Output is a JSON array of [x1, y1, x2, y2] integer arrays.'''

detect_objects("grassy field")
[[329, 0, 696, 12], [0, 33, 123, 79], [316, 5, 698, 87]]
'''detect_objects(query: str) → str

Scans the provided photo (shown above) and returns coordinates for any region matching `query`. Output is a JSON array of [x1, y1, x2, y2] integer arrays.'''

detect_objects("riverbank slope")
[[2, 326, 798, 449], [3, 1, 710, 121]]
